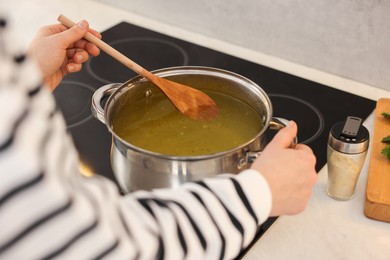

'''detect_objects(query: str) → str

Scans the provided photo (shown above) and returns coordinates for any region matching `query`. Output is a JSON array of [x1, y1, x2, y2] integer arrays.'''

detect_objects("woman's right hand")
[[28, 20, 101, 91]]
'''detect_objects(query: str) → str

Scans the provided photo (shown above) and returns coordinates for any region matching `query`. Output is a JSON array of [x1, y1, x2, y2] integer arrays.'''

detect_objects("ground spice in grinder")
[[327, 116, 369, 200]]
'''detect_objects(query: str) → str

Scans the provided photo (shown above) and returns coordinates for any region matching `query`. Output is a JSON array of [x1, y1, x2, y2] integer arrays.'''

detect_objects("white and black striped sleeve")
[[0, 17, 272, 260]]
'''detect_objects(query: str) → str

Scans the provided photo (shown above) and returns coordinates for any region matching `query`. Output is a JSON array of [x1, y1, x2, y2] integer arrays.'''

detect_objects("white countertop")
[[5, 1, 390, 259]]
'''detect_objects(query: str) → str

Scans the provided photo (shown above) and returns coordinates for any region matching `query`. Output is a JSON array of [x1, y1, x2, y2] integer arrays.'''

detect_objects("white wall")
[[94, 0, 390, 91]]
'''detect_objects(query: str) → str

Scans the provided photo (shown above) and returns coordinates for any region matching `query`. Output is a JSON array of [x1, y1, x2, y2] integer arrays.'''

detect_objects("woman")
[[0, 18, 317, 259]]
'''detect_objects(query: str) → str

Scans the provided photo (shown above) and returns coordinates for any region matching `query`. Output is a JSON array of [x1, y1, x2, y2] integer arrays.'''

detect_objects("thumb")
[[268, 120, 298, 149], [58, 20, 88, 47]]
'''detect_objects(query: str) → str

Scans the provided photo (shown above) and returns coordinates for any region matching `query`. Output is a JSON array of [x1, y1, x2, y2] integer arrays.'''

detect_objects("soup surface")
[[112, 90, 263, 156]]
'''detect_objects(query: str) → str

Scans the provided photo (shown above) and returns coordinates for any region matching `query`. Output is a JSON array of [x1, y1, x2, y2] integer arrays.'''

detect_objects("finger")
[[74, 51, 88, 63], [268, 120, 298, 149], [88, 28, 102, 39], [295, 144, 317, 169], [294, 143, 313, 153], [36, 24, 68, 37], [67, 62, 82, 73], [73, 39, 100, 56], [66, 49, 89, 63], [57, 20, 89, 48], [85, 42, 100, 56], [66, 48, 90, 62]]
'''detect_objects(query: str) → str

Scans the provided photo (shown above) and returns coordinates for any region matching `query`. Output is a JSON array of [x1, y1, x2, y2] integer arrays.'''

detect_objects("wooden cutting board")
[[364, 98, 390, 222]]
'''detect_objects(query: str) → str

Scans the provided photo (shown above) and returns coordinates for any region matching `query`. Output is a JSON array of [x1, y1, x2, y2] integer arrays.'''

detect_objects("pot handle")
[[91, 83, 121, 124], [240, 117, 298, 167]]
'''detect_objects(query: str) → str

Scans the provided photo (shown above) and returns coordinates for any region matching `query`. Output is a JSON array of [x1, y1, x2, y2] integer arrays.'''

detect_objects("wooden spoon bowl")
[[58, 15, 218, 120]]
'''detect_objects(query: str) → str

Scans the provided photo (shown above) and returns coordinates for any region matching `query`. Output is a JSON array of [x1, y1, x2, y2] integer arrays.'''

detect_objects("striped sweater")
[[0, 18, 272, 259]]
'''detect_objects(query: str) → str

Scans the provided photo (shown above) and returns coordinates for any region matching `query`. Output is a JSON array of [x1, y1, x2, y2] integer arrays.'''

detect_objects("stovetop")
[[53, 21, 376, 254]]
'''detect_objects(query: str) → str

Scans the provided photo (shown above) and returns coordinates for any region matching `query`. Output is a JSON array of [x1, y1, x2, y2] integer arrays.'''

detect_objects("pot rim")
[[104, 66, 273, 161]]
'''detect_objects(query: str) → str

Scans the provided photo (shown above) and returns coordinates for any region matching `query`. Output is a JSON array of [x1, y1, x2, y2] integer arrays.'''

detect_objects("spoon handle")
[[57, 15, 218, 120], [57, 14, 151, 80]]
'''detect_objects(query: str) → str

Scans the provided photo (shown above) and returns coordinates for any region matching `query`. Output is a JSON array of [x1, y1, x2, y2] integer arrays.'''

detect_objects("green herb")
[[383, 135, 390, 143], [381, 112, 390, 160], [382, 112, 390, 120], [382, 144, 390, 160]]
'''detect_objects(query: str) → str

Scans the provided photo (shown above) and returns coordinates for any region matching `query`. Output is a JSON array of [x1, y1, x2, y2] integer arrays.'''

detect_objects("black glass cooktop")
[[53, 21, 376, 255]]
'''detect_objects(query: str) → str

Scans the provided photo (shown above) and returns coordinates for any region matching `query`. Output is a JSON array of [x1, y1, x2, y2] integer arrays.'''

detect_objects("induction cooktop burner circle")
[[268, 94, 325, 144], [53, 81, 95, 128], [87, 37, 190, 84]]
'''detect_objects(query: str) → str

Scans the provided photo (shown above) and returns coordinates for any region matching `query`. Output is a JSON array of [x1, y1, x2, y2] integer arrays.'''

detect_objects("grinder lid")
[[328, 116, 369, 154]]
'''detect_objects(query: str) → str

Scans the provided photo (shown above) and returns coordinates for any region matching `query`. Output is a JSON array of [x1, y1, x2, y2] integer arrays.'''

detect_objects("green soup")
[[112, 89, 263, 156]]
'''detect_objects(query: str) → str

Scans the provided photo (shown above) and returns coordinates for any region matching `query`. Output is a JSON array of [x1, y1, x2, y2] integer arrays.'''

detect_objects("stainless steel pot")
[[92, 66, 291, 192]]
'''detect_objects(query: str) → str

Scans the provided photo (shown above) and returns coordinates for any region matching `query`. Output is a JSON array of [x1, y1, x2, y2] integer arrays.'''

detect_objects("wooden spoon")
[[58, 15, 218, 120]]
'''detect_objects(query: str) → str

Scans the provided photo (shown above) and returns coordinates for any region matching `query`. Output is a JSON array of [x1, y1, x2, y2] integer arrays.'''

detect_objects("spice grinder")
[[327, 116, 370, 200]]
